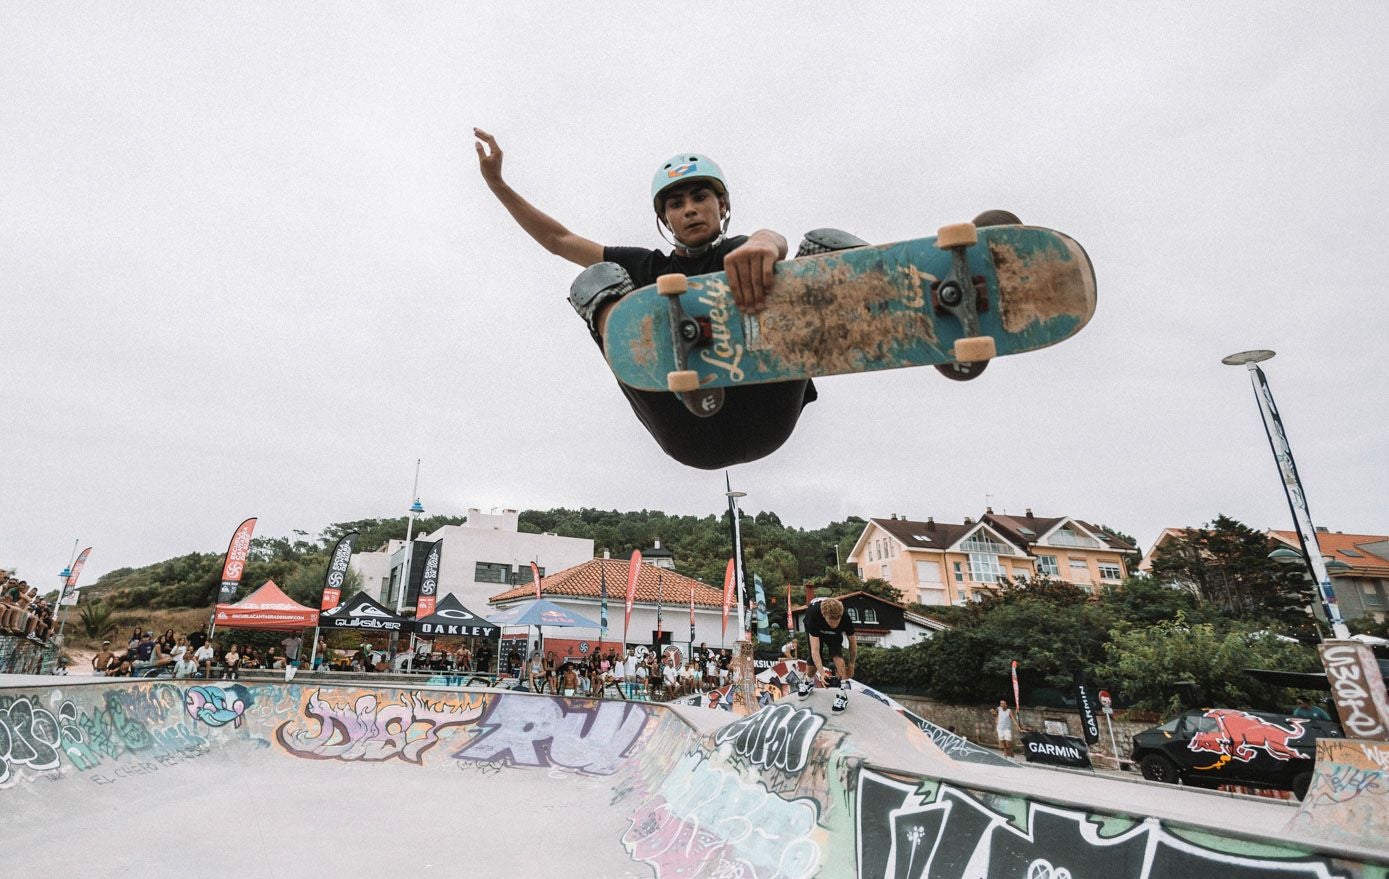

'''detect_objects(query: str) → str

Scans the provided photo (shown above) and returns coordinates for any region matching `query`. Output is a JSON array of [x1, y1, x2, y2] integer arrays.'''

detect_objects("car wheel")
[[1140, 753, 1180, 785], [1293, 771, 1314, 801]]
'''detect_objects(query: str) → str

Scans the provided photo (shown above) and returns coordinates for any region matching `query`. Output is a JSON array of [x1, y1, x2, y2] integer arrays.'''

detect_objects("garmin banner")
[[320, 532, 357, 611], [217, 517, 257, 603], [1022, 731, 1092, 769], [319, 591, 412, 632], [416, 541, 442, 618], [1075, 672, 1101, 744], [415, 593, 497, 638]]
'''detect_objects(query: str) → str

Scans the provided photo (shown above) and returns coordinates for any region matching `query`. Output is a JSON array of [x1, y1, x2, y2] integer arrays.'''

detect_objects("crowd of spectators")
[[501, 642, 737, 701], [1, 574, 55, 644], [89, 628, 307, 679]]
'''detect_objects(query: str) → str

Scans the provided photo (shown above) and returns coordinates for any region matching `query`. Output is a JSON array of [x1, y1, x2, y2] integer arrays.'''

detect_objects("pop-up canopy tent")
[[489, 598, 601, 677], [212, 580, 318, 633], [318, 591, 413, 633], [414, 593, 499, 638], [410, 593, 501, 673]]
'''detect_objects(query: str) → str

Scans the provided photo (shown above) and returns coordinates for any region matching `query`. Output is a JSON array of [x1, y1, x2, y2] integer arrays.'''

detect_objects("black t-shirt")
[[803, 599, 855, 644], [598, 237, 817, 470]]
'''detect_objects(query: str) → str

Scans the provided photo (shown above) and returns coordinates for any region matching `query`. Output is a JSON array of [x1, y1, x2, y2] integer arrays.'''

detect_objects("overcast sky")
[[4, 3, 1386, 588]]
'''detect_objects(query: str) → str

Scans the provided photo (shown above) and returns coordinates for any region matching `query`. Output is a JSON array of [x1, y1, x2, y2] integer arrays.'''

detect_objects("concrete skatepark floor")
[[2, 676, 1385, 878]]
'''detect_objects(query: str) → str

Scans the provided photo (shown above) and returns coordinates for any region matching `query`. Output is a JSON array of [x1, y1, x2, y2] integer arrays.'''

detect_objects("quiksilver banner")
[[320, 532, 358, 611]]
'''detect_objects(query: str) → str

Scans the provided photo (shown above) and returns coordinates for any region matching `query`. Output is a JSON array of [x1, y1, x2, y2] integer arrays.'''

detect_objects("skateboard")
[[602, 222, 1095, 415]]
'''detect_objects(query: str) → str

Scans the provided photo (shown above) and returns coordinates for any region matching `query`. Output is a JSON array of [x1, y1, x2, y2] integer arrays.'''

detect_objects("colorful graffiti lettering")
[[857, 769, 1348, 879], [276, 688, 484, 764], [624, 750, 820, 879], [185, 685, 250, 728], [713, 703, 824, 774], [454, 696, 649, 776]]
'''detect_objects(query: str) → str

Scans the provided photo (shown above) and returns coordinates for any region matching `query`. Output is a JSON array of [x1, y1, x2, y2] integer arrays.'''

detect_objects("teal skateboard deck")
[[601, 223, 1096, 399]]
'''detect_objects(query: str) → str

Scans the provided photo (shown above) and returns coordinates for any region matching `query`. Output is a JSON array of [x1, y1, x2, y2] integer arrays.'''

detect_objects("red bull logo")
[[1187, 709, 1308, 763]]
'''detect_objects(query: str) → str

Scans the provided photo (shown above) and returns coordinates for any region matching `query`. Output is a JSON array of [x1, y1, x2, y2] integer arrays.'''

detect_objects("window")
[[880, 564, 890, 580], [1098, 563, 1122, 582], [918, 587, 949, 605], [953, 562, 965, 583], [1049, 526, 1100, 549], [1068, 559, 1092, 583], [916, 561, 942, 586], [865, 609, 879, 624], [913, 534, 934, 543], [968, 553, 1002, 584], [1037, 555, 1059, 577], [475, 562, 510, 584], [1362, 583, 1384, 608], [509, 565, 546, 586], [847, 608, 861, 623]]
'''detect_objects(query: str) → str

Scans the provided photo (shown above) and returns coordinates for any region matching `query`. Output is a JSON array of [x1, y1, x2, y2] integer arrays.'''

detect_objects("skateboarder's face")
[[660, 183, 726, 247]]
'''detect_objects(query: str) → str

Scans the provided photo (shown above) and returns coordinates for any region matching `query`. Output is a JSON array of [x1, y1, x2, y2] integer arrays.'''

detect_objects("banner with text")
[[217, 518, 257, 603]]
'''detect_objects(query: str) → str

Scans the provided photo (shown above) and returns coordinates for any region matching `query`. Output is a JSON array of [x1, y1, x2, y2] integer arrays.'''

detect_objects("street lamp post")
[[1222, 349, 1350, 640]]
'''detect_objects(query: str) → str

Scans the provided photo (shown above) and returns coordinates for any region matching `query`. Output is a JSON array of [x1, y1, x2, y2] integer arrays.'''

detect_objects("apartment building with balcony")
[[847, 510, 1137, 607]]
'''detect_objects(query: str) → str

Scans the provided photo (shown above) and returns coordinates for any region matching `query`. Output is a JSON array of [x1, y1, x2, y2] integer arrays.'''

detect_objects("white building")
[[349, 508, 594, 613]]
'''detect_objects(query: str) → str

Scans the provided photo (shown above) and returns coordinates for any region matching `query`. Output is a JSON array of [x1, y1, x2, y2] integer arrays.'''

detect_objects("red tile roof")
[[1270, 531, 1389, 576], [489, 558, 727, 607]]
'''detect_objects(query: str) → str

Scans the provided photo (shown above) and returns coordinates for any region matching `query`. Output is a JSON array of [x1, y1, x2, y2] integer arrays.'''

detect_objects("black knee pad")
[[795, 228, 869, 257]]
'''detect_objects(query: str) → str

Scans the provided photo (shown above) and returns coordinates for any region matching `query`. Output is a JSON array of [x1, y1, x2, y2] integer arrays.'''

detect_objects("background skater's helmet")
[[651, 153, 728, 214]]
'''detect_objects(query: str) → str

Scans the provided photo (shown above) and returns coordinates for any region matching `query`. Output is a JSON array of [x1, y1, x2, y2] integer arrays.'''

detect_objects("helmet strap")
[[658, 211, 731, 257]]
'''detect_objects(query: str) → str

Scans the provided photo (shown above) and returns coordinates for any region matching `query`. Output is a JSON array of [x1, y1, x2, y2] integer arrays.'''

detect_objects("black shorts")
[[589, 333, 816, 469], [813, 634, 844, 662]]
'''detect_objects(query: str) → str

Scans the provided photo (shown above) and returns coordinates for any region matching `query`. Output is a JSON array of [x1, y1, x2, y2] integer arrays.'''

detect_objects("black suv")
[[1131, 707, 1342, 800]]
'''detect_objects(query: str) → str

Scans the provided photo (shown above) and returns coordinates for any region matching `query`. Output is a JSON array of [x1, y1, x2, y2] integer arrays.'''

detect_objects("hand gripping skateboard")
[[602, 222, 1096, 414]]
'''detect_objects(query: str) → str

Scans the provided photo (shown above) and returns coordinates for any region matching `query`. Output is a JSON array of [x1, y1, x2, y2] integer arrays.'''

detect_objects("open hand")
[[474, 128, 504, 188]]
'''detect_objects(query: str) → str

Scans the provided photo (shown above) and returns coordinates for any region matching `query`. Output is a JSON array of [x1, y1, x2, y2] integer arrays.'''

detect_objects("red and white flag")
[[720, 558, 735, 641], [624, 550, 642, 644], [531, 561, 542, 600]]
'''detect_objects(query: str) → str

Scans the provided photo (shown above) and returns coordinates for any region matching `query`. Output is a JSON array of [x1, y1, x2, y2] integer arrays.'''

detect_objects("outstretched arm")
[[474, 128, 604, 268]]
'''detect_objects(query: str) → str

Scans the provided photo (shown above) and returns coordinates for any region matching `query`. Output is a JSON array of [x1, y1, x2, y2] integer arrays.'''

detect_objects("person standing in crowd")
[[993, 699, 1016, 758], [92, 641, 117, 676]]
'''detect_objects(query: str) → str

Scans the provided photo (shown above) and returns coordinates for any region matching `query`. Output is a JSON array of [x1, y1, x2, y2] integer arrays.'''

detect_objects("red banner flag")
[[531, 561, 542, 601], [218, 518, 257, 603], [60, 547, 92, 606], [689, 583, 696, 646], [787, 583, 793, 630], [1011, 659, 1021, 710], [624, 551, 642, 645], [721, 558, 735, 641]]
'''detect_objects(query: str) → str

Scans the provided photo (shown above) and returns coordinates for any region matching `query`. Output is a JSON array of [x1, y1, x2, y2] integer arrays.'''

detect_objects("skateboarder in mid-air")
[[475, 128, 1017, 470], [800, 597, 857, 713]]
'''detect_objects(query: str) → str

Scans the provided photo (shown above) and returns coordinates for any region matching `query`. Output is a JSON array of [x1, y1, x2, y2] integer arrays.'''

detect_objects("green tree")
[[78, 602, 117, 640], [1149, 515, 1312, 625], [1097, 615, 1322, 714]]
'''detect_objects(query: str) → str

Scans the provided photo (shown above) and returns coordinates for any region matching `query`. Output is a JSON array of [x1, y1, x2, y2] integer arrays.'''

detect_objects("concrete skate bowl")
[[1, 677, 1386, 878]]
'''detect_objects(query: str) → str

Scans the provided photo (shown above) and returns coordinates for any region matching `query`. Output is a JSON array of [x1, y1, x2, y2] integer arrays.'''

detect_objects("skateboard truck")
[[657, 273, 724, 417], [933, 223, 997, 364]]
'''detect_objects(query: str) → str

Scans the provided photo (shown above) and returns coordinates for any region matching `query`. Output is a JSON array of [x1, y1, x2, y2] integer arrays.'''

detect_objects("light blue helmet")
[[651, 153, 728, 214]]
